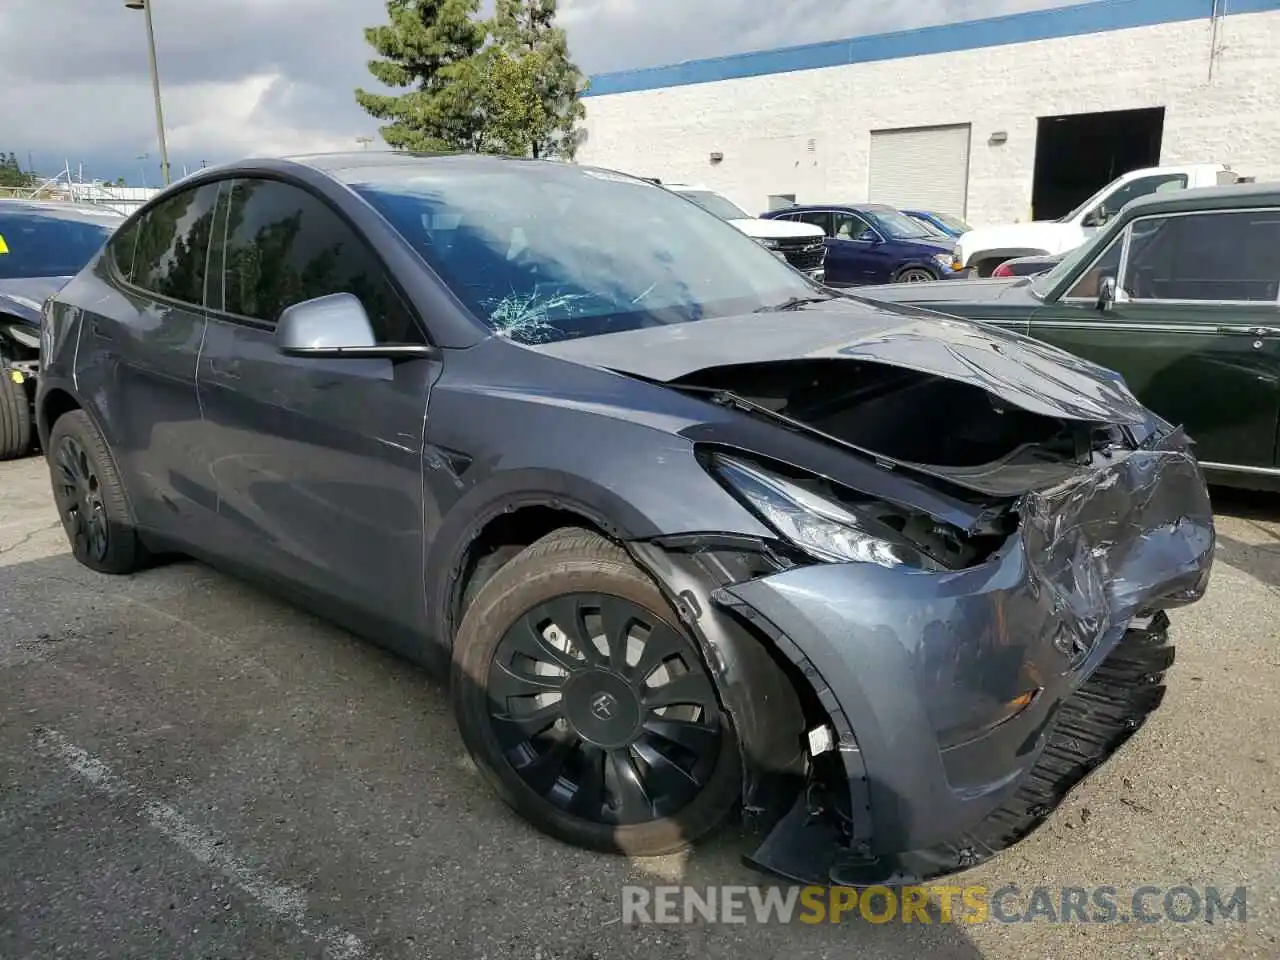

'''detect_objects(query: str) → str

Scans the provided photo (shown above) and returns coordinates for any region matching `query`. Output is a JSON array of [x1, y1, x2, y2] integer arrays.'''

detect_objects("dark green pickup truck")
[[860, 182, 1280, 491]]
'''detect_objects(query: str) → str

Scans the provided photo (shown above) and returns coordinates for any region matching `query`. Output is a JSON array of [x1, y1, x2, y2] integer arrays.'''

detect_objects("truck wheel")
[[0, 369, 32, 460]]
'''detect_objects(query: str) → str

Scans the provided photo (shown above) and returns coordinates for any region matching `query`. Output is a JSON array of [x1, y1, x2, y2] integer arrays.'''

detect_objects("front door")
[[1031, 208, 1280, 468], [196, 176, 439, 634]]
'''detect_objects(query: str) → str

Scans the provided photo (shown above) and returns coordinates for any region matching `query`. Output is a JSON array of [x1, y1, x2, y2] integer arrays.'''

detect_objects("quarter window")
[[129, 183, 221, 305], [1122, 210, 1280, 302], [220, 178, 422, 342]]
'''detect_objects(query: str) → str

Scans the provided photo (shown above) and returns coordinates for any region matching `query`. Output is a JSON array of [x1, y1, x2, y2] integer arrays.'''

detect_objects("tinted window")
[[0, 211, 115, 280], [1099, 174, 1188, 219], [833, 212, 872, 241], [676, 190, 749, 221], [1064, 234, 1123, 300], [871, 209, 934, 240], [131, 183, 220, 304], [352, 164, 817, 345], [796, 211, 834, 235], [221, 178, 421, 342], [1122, 210, 1280, 302], [107, 219, 140, 280]]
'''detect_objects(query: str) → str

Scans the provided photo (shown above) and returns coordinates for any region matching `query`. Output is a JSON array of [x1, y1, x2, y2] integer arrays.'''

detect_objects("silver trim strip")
[[1198, 461, 1280, 476]]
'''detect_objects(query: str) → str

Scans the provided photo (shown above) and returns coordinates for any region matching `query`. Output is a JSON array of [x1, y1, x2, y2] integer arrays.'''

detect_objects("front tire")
[[0, 369, 32, 460], [46, 411, 149, 574], [451, 528, 741, 856], [895, 266, 937, 283]]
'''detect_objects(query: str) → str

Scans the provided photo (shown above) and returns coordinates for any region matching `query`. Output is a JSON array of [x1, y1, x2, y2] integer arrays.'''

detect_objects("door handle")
[[1214, 325, 1280, 336]]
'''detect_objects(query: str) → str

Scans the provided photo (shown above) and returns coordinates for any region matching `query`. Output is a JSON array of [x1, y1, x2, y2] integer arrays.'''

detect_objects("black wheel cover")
[[53, 435, 109, 563], [487, 593, 724, 827]]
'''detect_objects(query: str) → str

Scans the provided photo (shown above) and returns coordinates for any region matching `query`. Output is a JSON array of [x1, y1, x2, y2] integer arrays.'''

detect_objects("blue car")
[[760, 203, 961, 286], [902, 208, 972, 239]]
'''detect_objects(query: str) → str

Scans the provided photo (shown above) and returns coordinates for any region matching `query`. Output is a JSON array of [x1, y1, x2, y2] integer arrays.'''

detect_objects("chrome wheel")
[[897, 267, 937, 283]]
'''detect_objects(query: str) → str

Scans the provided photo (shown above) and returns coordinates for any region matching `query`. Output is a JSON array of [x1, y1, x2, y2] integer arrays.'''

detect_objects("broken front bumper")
[[711, 430, 1215, 885]]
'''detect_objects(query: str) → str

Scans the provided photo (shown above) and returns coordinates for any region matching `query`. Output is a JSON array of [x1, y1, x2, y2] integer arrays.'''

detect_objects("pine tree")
[[355, 0, 489, 153], [487, 0, 586, 159]]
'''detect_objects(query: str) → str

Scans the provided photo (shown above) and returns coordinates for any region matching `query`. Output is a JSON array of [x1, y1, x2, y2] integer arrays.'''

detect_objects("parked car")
[[658, 182, 827, 282], [902, 208, 972, 239], [858, 181, 1280, 491], [38, 153, 1213, 886], [954, 163, 1240, 277], [991, 250, 1067, 277], [0, 199, 122, 459], [760, 203, 963, 285]]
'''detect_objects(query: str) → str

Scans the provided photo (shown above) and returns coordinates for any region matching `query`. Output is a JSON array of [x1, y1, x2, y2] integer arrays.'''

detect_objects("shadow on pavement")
[[0, 550, 988, 959]]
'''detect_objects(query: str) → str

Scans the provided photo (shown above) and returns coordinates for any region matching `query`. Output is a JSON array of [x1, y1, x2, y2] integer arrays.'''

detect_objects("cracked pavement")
[[1, 455, 1278, 959]]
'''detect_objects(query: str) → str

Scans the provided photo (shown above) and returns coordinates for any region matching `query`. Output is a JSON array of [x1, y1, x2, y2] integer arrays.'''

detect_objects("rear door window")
[[129, 182, 222, 305], [1121, 210, 1280, 302], [219, 178, 422, 342]]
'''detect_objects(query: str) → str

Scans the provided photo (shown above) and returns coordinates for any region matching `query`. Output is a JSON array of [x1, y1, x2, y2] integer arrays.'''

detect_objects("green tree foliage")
[[355, 0, 586, 159], [354, 0, 488, 152], [0, 153, 35, 189], [486, 0, 586, 159]]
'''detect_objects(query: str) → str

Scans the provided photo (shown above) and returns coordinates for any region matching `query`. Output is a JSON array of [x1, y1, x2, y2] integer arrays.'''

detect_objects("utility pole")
[[125, 0, 171, 185]]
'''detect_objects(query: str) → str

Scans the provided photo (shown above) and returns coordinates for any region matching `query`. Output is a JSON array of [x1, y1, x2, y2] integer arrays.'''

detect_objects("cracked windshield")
[[354, 166, 816, 343]]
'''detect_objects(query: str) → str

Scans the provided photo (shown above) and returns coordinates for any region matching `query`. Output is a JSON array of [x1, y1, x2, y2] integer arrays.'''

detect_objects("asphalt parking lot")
[[2, 454, 1278, 959]]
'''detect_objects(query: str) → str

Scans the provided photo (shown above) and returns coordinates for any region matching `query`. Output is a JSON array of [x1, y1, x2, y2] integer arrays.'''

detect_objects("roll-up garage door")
[[868, 123, 972, 217]]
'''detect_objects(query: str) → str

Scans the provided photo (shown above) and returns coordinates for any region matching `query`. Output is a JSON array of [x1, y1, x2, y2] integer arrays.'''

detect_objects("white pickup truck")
[[954, 163, 1244, 277]]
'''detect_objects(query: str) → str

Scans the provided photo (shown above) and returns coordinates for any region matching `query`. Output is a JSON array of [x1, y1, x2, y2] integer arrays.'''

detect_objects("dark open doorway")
[[1031, 107, 1165, 220]]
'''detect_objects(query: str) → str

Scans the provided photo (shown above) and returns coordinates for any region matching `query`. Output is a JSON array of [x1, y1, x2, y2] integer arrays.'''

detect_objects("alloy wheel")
[[486, 593, 723, 826], [897, 268, 936, 283], [53, 435, 109, 563]]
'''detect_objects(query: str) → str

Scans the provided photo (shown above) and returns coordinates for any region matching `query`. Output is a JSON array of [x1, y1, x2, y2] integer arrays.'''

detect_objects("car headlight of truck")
[[755, 237, 781, 250], [933, 253, 954, 270], [714, 455, 937, 569]]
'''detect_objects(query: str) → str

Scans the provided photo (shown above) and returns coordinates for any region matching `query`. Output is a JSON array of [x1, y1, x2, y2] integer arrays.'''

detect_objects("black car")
[[36, 153, 1214, 885], [0, 199, 122, 458]]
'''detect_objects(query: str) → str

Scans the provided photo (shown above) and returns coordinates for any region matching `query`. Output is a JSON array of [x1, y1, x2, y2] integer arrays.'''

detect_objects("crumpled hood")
[[529, 297, 1149, 425], [958, 222, 1084, 264], [0, 275, 71, 326]]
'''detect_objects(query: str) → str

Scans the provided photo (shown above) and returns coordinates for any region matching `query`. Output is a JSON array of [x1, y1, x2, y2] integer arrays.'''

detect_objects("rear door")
[[1030, 208, 1280, 468], [196, 176, 439, 632], [79, 180, 223, 540]]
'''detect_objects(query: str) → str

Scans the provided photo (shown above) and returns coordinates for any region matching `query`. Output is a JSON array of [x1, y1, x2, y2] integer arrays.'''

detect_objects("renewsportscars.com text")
[[621, 884, 1248, 925]]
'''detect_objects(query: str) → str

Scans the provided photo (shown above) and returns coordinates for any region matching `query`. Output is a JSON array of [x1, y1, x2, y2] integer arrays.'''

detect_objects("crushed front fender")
[[714, 428, 1214, 886]]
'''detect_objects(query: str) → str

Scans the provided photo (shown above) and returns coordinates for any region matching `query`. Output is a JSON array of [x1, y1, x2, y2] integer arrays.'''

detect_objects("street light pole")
[[125, 0, 171, 186]]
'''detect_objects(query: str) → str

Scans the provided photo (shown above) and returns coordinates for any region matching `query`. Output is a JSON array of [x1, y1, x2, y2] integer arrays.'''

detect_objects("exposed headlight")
[[754, 237, 781, 250], [714, 455, 936, 569]]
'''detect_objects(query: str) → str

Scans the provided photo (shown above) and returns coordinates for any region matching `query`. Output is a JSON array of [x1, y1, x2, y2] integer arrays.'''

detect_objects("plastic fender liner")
[[624, 537, 810, 825]]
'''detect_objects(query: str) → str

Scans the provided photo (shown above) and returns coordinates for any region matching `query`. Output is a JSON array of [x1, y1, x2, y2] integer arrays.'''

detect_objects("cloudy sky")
[[0, 0, 1092, 185]]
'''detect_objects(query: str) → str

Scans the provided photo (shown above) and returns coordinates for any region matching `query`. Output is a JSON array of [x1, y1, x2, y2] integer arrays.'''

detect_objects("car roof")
[[1122, 180, 1280, 217]]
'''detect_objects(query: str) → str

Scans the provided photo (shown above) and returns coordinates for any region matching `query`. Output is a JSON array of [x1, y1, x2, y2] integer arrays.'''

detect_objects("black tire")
[[46, 410, 149, 574], [894, 266, 938, 283], [0, 370, 32, 460], [451, 528, 741, 857]]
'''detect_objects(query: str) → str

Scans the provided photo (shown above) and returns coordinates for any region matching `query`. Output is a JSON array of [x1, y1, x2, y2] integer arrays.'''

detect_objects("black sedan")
[[0, 199, 122, 458], [36, 153, 1215, 886]]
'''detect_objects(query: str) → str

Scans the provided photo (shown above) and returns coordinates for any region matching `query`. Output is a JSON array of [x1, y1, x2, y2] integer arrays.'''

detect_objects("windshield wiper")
[[753, 295, 832, 313]]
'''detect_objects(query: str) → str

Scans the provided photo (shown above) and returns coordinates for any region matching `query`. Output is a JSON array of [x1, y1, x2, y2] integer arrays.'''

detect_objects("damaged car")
[[37, 153, 1215, 886], [0, 199, 122, 459]]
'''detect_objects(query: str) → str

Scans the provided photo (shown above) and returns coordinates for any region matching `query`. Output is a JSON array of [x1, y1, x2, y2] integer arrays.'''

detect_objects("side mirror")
[[1082, 208, 1110, 229], [275, 293, 437, 360], [857, 229, 879, 244], [1096, 275, 1117, 312]]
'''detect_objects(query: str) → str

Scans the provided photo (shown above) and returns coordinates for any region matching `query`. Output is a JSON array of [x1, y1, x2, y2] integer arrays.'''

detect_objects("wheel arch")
[[37, 387, 82, 450]]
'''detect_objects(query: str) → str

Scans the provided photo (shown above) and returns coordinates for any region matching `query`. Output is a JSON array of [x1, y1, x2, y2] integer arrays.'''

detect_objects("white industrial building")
[[576, 0, 1280, 226]]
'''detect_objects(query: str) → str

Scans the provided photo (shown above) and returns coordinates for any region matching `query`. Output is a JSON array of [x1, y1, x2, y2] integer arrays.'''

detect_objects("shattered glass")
[[483, 289, 595, 344]]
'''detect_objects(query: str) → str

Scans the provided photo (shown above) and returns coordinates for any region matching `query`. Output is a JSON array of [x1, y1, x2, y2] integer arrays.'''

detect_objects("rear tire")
[[0, 369, 32, 460], [451, 528, 741, 857], [46, 410, 149, 574]]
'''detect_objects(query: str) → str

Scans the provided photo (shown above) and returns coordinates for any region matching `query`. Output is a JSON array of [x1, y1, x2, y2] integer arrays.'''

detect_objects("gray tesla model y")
[[36, 152, 1215, 886]]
